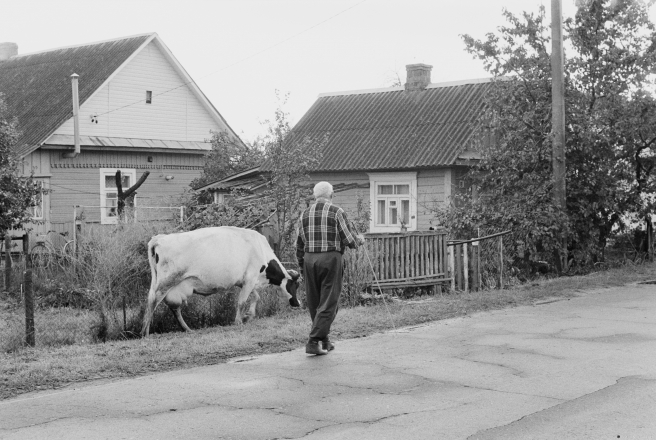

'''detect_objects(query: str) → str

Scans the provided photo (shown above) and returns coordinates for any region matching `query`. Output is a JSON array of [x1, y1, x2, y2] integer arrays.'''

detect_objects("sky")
[[0, 0, 591, 143]]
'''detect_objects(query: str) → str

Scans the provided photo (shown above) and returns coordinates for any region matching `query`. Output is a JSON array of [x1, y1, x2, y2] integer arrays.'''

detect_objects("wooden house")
[[200, 64, 490, 233], [0, 33, 239, 237]]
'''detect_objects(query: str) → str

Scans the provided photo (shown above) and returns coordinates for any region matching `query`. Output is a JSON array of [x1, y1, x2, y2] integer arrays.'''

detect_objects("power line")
[[95, 0, 367, 118]]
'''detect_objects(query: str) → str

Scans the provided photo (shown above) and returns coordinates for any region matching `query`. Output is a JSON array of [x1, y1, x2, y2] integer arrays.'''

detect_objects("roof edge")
[[317, 77, 494, 98], [11, 32, 157, 58]]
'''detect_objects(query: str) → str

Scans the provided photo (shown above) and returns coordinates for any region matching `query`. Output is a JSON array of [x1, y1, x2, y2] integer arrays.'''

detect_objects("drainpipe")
[[63, 73, 80, 158]]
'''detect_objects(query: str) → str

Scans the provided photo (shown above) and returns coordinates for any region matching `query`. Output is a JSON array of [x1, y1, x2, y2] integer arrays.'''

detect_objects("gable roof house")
[[0, 33, 239, 237], [200, 64, 491, 233]]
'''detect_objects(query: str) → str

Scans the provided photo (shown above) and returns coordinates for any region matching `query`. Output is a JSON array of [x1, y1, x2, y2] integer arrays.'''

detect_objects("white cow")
[[141, 226, 300, 336]]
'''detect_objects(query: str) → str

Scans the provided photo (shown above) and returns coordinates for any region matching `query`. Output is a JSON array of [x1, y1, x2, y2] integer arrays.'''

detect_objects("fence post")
[[472, 240, 479, 292], [23, 234, 35, 347], [447, 246, 454, 292], [499, 236, 504, 290], [180, 206, 184, 224], [4, 234, 11, 290], [463, 243, 469, 293]]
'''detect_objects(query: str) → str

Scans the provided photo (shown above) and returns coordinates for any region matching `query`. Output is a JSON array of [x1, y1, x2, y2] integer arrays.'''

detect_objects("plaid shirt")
[[296, 201, 358, 268]]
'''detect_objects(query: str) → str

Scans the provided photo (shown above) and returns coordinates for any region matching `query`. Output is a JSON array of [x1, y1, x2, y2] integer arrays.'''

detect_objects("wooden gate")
[[363, 230, 450, 289]]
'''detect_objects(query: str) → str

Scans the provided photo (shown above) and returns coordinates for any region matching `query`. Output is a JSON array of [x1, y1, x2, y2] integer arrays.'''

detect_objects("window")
[[100, 169, 136, 224], [213, 193, 233, 204], [30, 181, 45, 220], [146, 90, 152, 104], [368, 172, 417, 232]]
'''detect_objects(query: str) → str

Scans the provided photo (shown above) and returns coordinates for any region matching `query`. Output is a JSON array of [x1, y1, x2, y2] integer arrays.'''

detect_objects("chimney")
[[0, 42, 18, 61], [405, 63, 432, 91]]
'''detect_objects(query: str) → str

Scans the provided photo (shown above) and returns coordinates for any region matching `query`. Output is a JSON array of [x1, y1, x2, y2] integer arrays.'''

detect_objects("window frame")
[[368, 172, 417, 233], [99, 168, 137, 225]]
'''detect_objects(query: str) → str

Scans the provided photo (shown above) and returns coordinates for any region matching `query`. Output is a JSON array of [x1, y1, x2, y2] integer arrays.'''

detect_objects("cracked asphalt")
[[1, 283, 655, 439]]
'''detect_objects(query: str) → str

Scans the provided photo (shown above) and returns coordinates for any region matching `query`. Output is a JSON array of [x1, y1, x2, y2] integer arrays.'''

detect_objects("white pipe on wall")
[[63, 73, 80, 158]]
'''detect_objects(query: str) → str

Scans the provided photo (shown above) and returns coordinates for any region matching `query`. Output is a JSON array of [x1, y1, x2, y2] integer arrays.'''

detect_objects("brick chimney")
[[0, 42, 18, 61], [405, 63, 432, 91]]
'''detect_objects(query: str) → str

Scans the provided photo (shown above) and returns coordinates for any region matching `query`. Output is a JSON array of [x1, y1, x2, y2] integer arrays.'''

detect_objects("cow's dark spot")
[[265, 260, 285, 286], [156, 253, 159, 264], [260, 265, 266, 273]]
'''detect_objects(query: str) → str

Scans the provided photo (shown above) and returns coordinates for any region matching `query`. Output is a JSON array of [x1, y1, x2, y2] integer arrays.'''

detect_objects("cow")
[[141, 226, 301, 336]]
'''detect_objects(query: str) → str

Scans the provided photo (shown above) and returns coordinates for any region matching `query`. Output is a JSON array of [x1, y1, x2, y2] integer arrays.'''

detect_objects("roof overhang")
[[42, 134, 211, 155]]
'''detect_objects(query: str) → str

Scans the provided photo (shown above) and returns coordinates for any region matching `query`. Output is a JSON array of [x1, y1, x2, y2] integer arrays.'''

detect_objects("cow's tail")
[[141, 237, 160, 337]]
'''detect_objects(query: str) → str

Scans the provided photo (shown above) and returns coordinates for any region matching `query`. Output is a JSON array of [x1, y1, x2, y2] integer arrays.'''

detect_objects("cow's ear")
[[287, 269, 300, 281], [265, 259, 284, 286]]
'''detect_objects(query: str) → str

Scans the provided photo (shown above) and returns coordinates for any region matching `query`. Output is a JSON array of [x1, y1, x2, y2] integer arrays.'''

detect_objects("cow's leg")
[[234, 281, 257, 325], [245, 290, 260, 322]]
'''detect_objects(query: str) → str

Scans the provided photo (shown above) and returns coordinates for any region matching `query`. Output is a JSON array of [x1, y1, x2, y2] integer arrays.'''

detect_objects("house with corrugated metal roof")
[[199, 64, 490, 234], [0, 33, 239, 236]]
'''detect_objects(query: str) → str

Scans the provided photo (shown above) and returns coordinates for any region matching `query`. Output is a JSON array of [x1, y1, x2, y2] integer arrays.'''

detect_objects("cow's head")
[[263, 260, 301, 308]]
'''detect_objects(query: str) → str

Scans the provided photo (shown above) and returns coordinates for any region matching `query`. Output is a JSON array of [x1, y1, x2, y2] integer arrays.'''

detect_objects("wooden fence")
[[448, 230, 511, 292], [350, 230, 450, 290], [343, 229, 511, 294]]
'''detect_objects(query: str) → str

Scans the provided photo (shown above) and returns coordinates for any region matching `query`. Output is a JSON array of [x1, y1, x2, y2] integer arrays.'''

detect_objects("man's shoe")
[[305, 341, 328, 355], [322, 339, 335, 351]]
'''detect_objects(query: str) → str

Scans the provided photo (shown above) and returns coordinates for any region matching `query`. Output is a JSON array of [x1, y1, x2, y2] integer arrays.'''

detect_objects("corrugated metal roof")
[[0, 34, 152, 156], [274, 80, 490, 171]]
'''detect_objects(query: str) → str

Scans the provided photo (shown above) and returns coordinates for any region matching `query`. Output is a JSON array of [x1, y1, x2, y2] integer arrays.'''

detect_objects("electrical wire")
[[94, 0, 368, 119]]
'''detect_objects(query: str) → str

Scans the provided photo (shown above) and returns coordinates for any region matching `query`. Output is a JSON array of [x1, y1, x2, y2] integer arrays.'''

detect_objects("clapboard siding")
[[52, 40, 223, 142], [49, 150, 204, 224], [417, 168, 446, 230], [308, 171, 370, 217]]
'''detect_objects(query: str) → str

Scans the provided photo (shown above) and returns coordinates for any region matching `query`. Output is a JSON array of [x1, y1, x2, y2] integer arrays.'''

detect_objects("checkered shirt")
[[296, 201, 358, 269]]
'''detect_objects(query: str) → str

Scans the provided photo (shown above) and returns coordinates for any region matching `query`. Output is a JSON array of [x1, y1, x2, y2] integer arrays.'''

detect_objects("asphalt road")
[[1, 283, 655, 440]]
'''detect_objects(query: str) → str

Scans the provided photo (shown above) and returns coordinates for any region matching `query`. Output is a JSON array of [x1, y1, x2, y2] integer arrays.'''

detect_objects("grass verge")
[[2, 261, 655, 400]]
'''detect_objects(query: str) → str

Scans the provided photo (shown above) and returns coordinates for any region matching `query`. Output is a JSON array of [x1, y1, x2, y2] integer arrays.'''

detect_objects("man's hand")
[[356, 234, 365, 246]]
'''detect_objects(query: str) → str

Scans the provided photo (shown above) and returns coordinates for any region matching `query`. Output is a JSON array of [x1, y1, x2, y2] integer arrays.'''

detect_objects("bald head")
[[313, 182, 334, 200]]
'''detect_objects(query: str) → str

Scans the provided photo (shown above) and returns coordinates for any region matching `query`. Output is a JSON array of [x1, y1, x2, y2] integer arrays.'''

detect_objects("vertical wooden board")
[[433, 235, 439, 274], [385, 237, 390, 280], [454, 244, 461, 290], [423, 236, 428, 276], [472, 245, 478, 291], [412, 235, 417, 277], [448, 244, 455, 290], [393, 237, 397, 278], [400, 237, 404, 278], [387, 237, 392, 279], [463, 244, 469, 293], [419, 236, 424, 276]]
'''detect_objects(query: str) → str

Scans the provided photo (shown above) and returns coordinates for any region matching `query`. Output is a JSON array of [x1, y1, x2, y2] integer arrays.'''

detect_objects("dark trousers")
[[303, 251, 343, 342]]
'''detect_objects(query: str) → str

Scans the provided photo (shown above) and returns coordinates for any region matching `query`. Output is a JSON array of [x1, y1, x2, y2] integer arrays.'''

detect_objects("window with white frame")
[[213, 192, 234, 204], [368, 172, 417, 232], [100, 168, 136, 224]]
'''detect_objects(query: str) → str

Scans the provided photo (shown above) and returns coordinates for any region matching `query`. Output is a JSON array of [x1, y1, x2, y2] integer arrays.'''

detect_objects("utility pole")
[[551, 0, 567, 272]]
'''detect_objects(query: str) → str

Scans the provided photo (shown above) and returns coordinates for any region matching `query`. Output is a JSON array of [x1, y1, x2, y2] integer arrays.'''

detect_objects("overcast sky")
[[0, 0, 605, 143]]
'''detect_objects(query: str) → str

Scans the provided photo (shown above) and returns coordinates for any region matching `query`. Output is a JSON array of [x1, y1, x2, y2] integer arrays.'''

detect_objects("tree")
[[0, 95, 41, 234], [191, 130, 265, 190], [454, 1, 656, 269], [260, 95, 326, 259]]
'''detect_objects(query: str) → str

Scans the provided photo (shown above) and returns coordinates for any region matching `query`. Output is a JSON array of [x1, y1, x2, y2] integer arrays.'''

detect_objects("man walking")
[[296, 181, 364, 356]]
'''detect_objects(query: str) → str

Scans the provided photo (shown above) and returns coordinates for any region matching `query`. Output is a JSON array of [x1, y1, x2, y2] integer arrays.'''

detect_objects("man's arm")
[[336, 209, 363, 249]]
